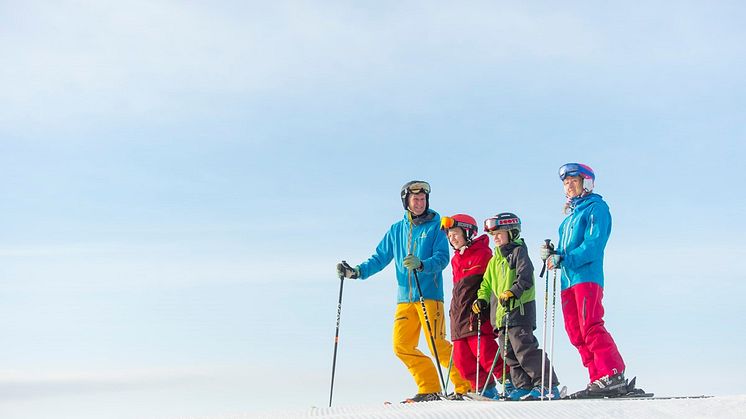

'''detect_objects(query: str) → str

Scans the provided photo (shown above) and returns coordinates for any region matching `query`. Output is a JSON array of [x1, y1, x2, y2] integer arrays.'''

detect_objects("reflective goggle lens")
[[440, 216, 455, 230], [559, 163, 582, 181], [407, 181, 431, 194], [484, 218, 499, 232], [484, 217, 519, 232], [442, 217, 476, 233]]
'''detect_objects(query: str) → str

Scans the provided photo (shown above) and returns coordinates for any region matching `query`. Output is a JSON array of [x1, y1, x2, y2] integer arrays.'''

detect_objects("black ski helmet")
[[484, 212, 521, 241], [400, 180, 431, 212]]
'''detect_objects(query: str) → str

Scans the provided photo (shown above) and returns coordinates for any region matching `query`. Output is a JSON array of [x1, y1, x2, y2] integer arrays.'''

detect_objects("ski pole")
[[548, 264, 558, 399], [412, 268, 448, 393], [483, 340, 500, 394], [328, 266, 346, 407], [501, 303, 511, 400], [541, 239, 551, 400], [476, 314, 481, 395], [444, 348, 454, 396]]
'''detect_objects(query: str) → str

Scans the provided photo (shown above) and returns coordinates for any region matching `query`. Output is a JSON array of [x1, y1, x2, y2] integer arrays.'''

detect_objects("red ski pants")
[[561, 282, 625, 382], [452, 319, 507, 391]]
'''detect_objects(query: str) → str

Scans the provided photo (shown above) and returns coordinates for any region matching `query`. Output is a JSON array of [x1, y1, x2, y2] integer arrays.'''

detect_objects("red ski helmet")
[[440, 214, 478, 243]]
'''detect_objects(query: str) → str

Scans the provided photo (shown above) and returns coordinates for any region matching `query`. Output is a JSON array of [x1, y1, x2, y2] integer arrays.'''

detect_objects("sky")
[[1, 1, 745, 418]]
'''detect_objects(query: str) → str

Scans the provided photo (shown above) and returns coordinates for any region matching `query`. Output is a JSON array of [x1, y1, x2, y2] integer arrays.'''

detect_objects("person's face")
[[447, 227, 467, 249], [563, 175, 584, 198], [491, 230, 510, 247], [407, 193, 427, 216]]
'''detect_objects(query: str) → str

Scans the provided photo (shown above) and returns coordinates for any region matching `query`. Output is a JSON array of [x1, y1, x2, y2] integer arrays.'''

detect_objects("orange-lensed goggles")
[[440, 216, 474, 231]]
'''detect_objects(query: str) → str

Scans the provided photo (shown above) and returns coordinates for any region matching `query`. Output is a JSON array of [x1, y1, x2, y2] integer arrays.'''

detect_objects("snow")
[[206, 395, 746, 419]]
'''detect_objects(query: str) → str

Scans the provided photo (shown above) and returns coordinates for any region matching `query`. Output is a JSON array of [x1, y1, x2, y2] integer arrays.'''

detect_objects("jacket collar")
[[569, 192, 602, 212], [498, 238, 524, 257], [407, 209, 437, 226]]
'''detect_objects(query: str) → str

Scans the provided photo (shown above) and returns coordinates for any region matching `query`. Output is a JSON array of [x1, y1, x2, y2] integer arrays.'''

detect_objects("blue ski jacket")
[[557, 193, 612, 291], [358, 210, 450, 303]]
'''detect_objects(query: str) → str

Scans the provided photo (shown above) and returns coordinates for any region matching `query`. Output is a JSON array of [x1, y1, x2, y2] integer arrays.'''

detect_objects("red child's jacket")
[[449, 234, 493, 340]]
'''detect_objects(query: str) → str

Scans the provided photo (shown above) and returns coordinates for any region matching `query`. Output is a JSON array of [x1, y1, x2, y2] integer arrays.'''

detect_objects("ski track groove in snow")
[[197, 395, 746, 419]]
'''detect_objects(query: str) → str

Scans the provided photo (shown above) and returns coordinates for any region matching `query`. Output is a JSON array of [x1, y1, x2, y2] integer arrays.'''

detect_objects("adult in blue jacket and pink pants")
[[544, 163, 628, 398]]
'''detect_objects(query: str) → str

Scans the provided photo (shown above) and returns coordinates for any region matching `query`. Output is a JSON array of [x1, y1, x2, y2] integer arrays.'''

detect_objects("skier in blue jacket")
[[337, 181, 470, 402], [542, 163, 629, 398]]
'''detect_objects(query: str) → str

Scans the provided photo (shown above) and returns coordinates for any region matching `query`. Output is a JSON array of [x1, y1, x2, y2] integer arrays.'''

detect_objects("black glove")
[[336, 261, 360, 279], [471, 299, 489, 314]]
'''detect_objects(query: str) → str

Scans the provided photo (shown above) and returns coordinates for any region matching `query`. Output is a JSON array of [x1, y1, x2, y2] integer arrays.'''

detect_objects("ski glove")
[[403, 254, 423, 271], [547, 254, 562, 270], [540, 242, 556, 261], [498, 290, 514, 307], [336, 261, 360, 279], [472, 299, 489, 314]]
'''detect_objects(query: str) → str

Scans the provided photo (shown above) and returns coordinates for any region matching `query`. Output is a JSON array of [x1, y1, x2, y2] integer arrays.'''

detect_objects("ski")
[[464, 392, 499, 401], [565, 376, 651, 400], [385, 393, 448, 404], [597, 395, 712, 401], [386, 393, 711, 405], [460, 392, 710, 402]]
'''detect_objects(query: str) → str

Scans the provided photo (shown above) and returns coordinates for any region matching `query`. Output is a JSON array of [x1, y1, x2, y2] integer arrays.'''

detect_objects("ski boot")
[[480, 384, 500, 400], [506, 387, 532, 401], [522, 385, 561, 400], [569, 371, 628, 399], [401, 392, 441, 403], [502, 379, 515, 396]]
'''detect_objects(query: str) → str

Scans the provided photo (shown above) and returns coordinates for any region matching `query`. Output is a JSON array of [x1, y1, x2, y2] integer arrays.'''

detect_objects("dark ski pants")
[[498, 325, 559, 390], [453, 320, 507, 391], [562, 282, 625, 382]]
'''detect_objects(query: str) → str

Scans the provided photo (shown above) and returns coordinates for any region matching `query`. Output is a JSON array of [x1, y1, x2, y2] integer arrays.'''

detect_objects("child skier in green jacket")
[[472, 212, 561, 400]]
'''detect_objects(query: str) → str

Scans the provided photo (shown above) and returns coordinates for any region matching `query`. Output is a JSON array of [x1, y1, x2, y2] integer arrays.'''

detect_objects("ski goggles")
[[484, 217, 519, 233], [559, 163, 594, 181], [405, 181, 431, 195], [440, 216, 475, 231]]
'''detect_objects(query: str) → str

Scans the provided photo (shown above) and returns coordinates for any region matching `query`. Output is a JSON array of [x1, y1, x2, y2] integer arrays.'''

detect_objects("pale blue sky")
[[1, 1, 745, 418]]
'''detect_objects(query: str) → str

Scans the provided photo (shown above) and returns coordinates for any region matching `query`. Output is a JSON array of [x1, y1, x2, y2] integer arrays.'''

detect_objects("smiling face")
[[407, 192, 427, 216], [563, 175, 584, 198], [447, 227, 467, 249], [490, 230, 511, 247]]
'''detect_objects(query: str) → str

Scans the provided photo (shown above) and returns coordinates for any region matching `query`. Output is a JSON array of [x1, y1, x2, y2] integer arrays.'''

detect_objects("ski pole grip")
[[339, 260, 348, 279], [539, 239, 552, 278]]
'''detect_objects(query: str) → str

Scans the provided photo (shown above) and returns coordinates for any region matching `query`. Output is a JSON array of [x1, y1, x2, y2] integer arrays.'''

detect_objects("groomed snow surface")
[[214, 395, 746, 419]]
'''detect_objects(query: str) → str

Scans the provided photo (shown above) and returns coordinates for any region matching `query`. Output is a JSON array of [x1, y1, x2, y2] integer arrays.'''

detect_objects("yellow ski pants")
[[393, 300, 471, 394]]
